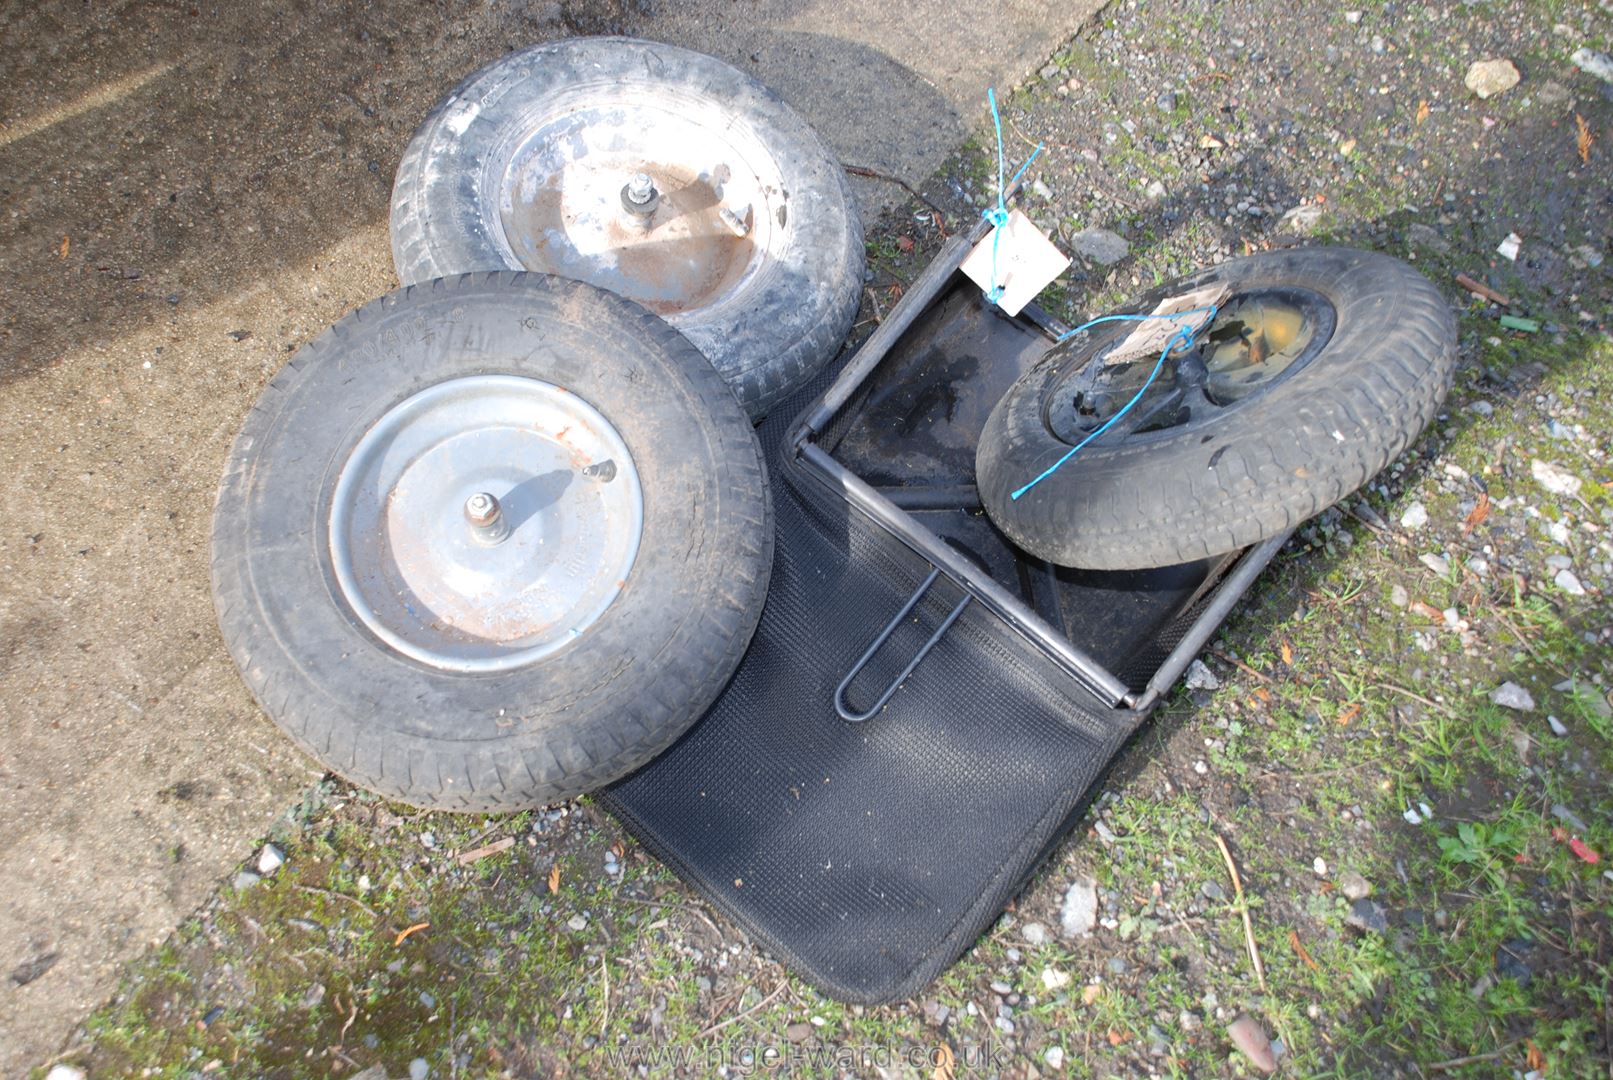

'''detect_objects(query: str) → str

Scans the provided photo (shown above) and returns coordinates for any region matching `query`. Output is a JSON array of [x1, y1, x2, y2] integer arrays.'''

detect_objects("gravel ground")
[[35, 0, 1613, 1077]]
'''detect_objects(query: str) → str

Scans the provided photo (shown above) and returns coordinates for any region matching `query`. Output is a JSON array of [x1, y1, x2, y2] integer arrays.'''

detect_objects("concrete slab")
[[0, 0, 1103, 1069]]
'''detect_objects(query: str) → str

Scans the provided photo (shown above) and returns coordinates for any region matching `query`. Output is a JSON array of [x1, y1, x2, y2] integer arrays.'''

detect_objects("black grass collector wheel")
[[389, 37, 865, 420], [977, 248, 1457, 570], [211, 273, 772, 810]]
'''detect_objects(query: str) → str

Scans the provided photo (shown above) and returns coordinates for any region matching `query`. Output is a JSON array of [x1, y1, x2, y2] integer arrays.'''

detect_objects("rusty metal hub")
[[328, 375, 643, 672], [491, 91, 784, 316]]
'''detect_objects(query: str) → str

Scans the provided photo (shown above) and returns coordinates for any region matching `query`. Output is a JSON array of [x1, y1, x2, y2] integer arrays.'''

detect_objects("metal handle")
[[834, 569, 972, 723]]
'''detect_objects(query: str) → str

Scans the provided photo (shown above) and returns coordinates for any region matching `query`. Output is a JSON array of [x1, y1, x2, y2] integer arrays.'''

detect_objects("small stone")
[[1344, 10, 1362, 23], [233, 870, 261, 891], [1061, 875, 1099, 938], [991, 979, 1013, 995], [1419, 553, 1450, 576], [1465, 59, 1521, 99], [1069, 227, 1130, 266], [1022, 922, 1048, 946], [1030, 178, 1054, 200], [1227, 1014, 1278, 1073], [1338, 870, 1372, 901], [1042, 966, 1072, 990], [1277, 204, 1326, 235], [1312, 857, 1328, 877], [1494, 939, 1532, 986], [1145, 179, 1167, 201], [1044, 1045, 1065, 1070], [1497, 232, 1523, 261], [785, 1022, 813, 1042], [1389, 584, 1409, 608], [1552, 803, 1589, 832], [1407, 223, 1451, 253], [257, 844, 285, 875], [1531, 459, 1582, 497], [566, 914, 588, 932], [1467, 400, 1494, 417], [1490, 682, 1535, 712], [409, 1059, 430, 1080], [419, 831, 436, 849], [1107, 956, 1127, 975], [1156, 91, 1178, 112], [1200, 880, 1226, 903], [1346, 898, 1390, 934], [419, 990, 436, 1009], [1547, 715, 1569, 737], [1568, 244, 1604, 270], [1571, 47, 1613, 86], [1554, 569, 1587, 596], [1399, 502, 1428, 530], [45, 1068, 86, 1080], [1185, 659, 1220, 690], [1040, 63, 1060, 80]]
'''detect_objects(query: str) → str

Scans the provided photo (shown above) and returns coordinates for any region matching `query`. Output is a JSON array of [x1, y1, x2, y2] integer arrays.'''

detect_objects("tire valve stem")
[[621, 172, 660, 225], [464, 491, 510, 546]]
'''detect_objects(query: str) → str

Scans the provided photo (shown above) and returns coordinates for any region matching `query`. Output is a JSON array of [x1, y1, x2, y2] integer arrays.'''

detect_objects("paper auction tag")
[[1103, 282, 1230, 363], [960, 209, 1071, 317]]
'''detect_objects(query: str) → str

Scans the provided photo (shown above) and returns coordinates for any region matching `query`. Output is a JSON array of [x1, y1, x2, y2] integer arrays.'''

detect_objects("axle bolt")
[[621, 173, 661, 221], [464, 491, 510, 545]]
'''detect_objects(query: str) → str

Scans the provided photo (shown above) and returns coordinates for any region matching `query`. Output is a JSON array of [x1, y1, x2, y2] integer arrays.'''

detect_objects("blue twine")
[[1009, 304, 1219, 500], [981, 88, 1043, 306]]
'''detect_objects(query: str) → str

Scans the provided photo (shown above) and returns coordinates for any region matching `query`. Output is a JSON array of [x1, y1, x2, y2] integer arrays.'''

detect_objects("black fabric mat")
[[599, 394, 1143, 1003]]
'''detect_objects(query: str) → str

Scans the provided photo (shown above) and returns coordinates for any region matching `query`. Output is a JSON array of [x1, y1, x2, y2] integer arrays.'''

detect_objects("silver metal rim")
[[328, 375, 643, 673], [486, 82, 788, 320]]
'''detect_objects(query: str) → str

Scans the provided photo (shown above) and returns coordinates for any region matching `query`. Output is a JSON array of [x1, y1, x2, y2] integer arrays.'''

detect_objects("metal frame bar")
[[834, 569, 973, 722]]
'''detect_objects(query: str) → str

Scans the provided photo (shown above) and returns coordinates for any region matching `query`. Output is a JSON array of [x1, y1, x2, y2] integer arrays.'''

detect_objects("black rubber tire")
[[977, 247, 1457, 570], [388, 36, 865, 421], [211, 273, 772, 811]]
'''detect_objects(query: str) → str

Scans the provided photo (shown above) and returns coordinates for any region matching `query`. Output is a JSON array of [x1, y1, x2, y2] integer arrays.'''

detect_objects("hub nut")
[[464, 491, 510, 545], [621, 172, 660, 219]]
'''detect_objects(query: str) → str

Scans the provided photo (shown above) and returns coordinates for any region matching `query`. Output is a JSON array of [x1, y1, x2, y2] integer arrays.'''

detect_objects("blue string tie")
[[981, 88, 1042, 307], [1008, 304, 1220, 501]]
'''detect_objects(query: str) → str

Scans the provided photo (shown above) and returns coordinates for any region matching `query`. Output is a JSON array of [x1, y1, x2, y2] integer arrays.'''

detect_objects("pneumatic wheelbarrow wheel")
[[211, 273, 772, 811], [977, 247, 1457, 570], [388, 36, 865, 421]]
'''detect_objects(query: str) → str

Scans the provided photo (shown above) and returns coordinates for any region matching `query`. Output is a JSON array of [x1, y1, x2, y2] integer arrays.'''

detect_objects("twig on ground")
[[842, 164, 948, 223], [1213, 832, 1267, 992], [1375, 682, 1457, 717], [1206, 646, 1274, 684], [338, 996, 358, 1044], [697, 978, 788, 1039], [1343, 504, 1411, 548], [600, 957, 611, 1038], [1490, 610, 1547, 666], [455, 836, 515, 865], [1454, 273, 1512, 306], [1428, 1042, 1518, 1071], [295, 884, 379, 920], [865, 286, 886, 324], [1007, 115, 1080, 155]]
